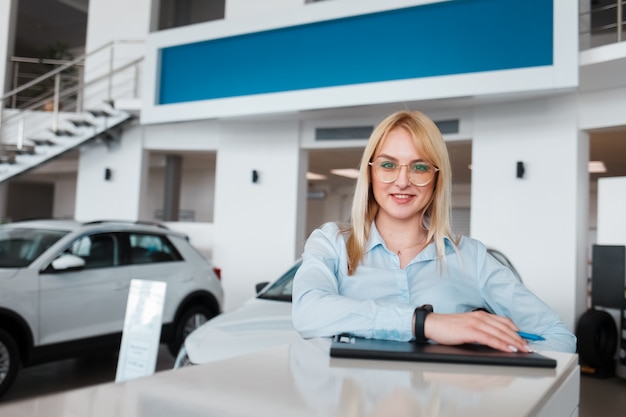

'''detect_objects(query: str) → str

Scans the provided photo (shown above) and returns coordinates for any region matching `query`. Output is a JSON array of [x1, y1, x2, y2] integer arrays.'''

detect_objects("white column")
[[73, 0, 151, 221], [471, 94, 588, 331], [0, 1, 17, 219], [597, 177, 626, 245], [213, 120, 305, 311], [74, 124, 148, 221], [0, 0, 17, 95]]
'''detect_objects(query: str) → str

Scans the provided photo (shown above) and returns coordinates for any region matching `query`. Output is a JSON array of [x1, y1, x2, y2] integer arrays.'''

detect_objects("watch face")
[[421, 304, 433, 313]]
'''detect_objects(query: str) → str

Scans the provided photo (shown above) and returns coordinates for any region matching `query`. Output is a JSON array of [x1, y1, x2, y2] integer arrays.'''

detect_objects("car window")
[[0, 227, 68, 268], [68, 233, 118, 269], [128, 233, 182, 264], [257, 262, 301, 302]]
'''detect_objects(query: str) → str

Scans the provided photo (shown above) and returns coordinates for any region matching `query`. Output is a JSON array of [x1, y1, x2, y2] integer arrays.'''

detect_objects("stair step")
[[0, 108, 133, 183], [68, 119, 96, 128], [4, 144, 36, 155], [30, 139, 57, 146], [87, 109, 115, 118], [49, 129, 75, 137], [0, 153, 16, 164]]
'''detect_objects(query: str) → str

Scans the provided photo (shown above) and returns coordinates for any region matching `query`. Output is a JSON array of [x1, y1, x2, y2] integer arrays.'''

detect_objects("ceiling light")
[[588, 161, 606, 173], [307, 172, 327, 180], [330, 168, 360, 179]]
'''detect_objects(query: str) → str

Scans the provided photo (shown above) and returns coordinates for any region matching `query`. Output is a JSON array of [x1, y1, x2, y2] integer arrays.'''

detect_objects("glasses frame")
[[368, 158, 440, 187]]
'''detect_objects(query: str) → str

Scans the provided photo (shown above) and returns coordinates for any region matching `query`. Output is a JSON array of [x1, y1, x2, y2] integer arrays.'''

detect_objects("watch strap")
[[414, 304, 433, 343]]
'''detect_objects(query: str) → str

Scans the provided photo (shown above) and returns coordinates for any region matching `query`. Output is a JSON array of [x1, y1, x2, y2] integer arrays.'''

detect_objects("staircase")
[[0, 40, 144, 184], [0, 105, 134, 183]]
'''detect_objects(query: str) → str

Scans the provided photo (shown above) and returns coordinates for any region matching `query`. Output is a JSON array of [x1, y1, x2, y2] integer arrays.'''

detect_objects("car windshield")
[[0, 227, 69, 268], [257, 262, 301, 302]]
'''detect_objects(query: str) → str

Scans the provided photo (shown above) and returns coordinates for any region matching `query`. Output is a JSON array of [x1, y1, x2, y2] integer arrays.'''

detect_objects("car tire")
[[0, 329, 21, 399], [168, 305, 214, 356], [576, 308, 618, 369]]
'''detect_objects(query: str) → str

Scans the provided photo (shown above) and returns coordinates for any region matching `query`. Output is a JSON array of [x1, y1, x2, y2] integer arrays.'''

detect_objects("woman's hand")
[[423, 310, 531, 353]]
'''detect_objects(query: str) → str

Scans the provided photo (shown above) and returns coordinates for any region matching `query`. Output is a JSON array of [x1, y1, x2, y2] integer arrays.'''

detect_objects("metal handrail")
[[2, 39, 143, 101], [0, 39, 144, 144], [580, 0, 625, 47]]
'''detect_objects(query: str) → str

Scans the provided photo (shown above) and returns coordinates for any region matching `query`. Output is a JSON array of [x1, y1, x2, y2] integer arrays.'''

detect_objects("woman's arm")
[[291, 223, 414, 341], [475, 243, 577, 353]]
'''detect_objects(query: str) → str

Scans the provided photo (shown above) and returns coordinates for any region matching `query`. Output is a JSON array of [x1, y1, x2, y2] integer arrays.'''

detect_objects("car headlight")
[[174, 345, 194, 369]]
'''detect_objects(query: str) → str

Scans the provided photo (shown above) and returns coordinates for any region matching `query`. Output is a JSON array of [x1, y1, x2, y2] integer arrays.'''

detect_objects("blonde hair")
[[344, 110, 457, 275]]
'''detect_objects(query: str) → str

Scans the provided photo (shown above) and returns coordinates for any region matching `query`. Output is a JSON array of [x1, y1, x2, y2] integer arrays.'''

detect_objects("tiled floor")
[[1, 348, 625, 415], [580, 373, 626, 417], [0, 346, 176, 404]]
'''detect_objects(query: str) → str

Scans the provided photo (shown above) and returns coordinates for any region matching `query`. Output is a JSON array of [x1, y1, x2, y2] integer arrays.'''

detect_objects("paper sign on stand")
[[115, 279, 167, 383]]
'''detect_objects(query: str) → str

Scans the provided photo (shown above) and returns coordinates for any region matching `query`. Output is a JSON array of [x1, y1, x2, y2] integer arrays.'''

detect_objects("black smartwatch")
[[414, 304, 433, 343]]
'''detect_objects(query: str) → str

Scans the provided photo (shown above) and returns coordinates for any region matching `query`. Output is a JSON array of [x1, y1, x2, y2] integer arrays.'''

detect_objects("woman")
[[292, 110, 575, 353]]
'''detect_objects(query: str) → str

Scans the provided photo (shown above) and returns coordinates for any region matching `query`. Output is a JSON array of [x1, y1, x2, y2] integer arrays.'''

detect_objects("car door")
[[121, 232, 189, 324], [38, 232, 132, 345]]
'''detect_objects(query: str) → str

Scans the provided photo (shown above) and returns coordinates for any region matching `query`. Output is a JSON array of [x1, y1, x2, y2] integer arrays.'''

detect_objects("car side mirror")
[[51, 254, 86, 271], [255, 281, 270, 294]]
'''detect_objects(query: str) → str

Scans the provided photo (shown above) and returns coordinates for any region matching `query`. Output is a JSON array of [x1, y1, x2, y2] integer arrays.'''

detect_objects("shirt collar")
[[366, 222, 386, 253], [367, 221, 456, 260]]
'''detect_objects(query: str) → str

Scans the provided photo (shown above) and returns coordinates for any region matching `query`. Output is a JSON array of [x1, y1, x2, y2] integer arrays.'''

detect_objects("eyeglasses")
[[368, 158, 439, 186]]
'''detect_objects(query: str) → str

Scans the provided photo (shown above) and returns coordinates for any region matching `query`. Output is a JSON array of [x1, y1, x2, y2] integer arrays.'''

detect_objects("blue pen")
[[518, 331, 545, 341]]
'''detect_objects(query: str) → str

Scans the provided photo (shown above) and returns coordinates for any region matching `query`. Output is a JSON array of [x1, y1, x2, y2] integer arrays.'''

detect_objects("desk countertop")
[[0, 338, 579, 417]]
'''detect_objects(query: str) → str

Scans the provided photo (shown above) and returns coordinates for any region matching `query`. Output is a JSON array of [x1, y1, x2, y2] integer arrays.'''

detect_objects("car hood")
[[184, 298, 303, 365]]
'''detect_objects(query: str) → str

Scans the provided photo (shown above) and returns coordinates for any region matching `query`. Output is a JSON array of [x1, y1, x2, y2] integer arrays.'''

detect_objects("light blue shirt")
[[292, 222, 576, 353]]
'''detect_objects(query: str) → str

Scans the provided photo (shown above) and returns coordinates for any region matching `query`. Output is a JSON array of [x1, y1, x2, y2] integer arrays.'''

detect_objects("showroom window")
[[155, 0, 225, 31]]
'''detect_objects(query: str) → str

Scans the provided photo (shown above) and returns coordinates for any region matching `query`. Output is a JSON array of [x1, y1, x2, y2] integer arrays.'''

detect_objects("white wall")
[[143, 158, 216, 222], [84, 0, 150, 110], [74, 124, 148, 221], [143, 119, 219, 151], [141, 0, 578, 125], [471, 95, 587, 331], [164, 221, 214, 259], [597, 177, 626, 245], [213, 120, 304, 311], [86, 0, 151, 51], [53, 175, 78, 219], [226, 0, 302, 18]]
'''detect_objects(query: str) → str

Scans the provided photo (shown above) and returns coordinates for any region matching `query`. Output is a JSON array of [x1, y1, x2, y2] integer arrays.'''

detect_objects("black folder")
[[330, 336, 557, 368]]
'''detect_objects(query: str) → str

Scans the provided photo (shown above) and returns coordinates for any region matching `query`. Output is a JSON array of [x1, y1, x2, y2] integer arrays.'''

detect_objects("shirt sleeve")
[[291, 223, 414, 341], [473, 242, 577, 353]]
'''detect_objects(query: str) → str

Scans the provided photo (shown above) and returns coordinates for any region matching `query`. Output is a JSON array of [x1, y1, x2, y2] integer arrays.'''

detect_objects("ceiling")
[[12, 0, 626, 191]]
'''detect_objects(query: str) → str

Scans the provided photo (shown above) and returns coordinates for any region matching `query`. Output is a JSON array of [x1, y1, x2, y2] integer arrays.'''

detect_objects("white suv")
[[0, 219, 223, 398]]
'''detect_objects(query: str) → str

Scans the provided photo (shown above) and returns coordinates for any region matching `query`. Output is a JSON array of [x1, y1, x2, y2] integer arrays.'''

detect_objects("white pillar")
[[213, 120, 306, 311], [74, 124, 148, 221], [0, 1, 17, 218], [73, 0, 151, 221], [597, 177, 626, 245], [471, 95, 588, 331], [0, 0, 17, 95]]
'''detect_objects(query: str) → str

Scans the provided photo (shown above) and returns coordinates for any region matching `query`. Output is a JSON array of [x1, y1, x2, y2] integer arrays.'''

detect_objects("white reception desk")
[[0, 338, 579, 417]]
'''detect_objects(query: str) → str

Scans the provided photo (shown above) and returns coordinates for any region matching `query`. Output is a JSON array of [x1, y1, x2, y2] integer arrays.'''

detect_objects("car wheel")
[[0, 329, 21, 399], [576, 308, 618, 370], [168, 305, 214, 356]]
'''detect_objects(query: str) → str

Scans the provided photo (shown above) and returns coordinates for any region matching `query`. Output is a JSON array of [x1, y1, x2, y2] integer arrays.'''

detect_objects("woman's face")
[[371, 127, 436, 224]]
